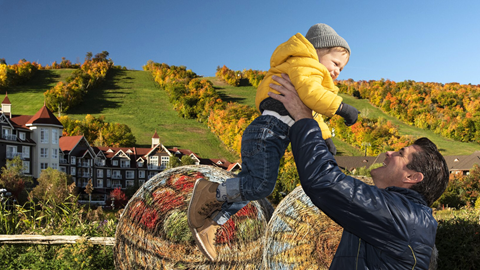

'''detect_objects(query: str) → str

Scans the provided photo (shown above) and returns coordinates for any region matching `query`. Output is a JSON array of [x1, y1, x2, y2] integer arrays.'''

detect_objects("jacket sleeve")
[[289, 118, 414, 250], [287, 60, 342, 117]]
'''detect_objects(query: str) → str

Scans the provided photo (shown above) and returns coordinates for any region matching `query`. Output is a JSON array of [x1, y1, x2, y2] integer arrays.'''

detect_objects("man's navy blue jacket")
[[290, 118, 436, 269]]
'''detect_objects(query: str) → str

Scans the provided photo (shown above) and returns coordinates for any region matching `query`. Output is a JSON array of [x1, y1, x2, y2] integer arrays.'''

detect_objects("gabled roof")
[[59, 136, 84, 152], [25, 105, 63, 127], [9, 115, 33, 129], [334, 156, 378, 171], [152, 130, 159, 139]]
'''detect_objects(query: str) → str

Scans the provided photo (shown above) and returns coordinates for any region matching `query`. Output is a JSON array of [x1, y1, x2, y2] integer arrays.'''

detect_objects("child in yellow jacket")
[[187, 23, 359, 261]]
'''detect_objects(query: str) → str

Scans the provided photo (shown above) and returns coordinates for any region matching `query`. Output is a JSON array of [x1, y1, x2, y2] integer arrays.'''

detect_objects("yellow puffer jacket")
[[255, 33, 342, 140]]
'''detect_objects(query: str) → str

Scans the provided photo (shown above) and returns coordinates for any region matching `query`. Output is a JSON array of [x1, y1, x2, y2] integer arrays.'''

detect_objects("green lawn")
[[5, 69, 74, 115], [66, 70, 239, 161]]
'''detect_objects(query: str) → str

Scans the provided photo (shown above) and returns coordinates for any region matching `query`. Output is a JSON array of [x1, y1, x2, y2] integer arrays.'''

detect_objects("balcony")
[[112, 184, 122, 188], [148, 165, 160, 170], [95, 161, 106, 167], [60, 158, 68, 164], [79, 162, 90, 168], [112, 174, 122, 179], [79, 173, 91, 178], [2, 134, 17, 141], [6, 152, 22, 159]]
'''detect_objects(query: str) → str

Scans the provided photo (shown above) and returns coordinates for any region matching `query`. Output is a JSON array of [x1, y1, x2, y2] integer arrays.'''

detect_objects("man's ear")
[[405, 172, 424, 185]]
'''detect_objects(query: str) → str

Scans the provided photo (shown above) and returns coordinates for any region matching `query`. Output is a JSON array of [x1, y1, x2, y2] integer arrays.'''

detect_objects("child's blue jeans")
[[212, 115, 290, 225]]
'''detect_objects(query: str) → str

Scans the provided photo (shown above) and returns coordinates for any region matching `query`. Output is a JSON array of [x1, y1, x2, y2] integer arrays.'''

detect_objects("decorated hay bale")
[[114, 165, 274, 270], [263, 176, 374, 270]]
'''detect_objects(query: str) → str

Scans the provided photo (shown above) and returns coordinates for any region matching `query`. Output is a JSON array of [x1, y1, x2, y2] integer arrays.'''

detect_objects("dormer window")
[[112, 160, 118, 166], [19, 132, 26, 141]]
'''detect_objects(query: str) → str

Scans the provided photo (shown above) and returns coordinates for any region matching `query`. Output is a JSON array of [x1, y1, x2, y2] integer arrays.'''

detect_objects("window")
[[112, 160, 118, 166], [149, 156, 158, 168], [60, 166, 66, 173], [97, 169, 104, 178], [40, 128, 49, 143], [71, 156, 76, 165], [52, 129, 58, 144], [71, 167, 76, 176], [40, 148, 48, 158], [137, 161, 144, 167], [121, 160, 130, 168], [19, 132, 26, 141], [51, 163, 58, 170], [113, 170, 121, 179], [96, 179, 103, 188], [126, 171, 135, 179], [107, 169, 111, 177], [6, 145, 16, 159], [139, 170, 145, 178], [161, 156, 169, 168], [22, 146, 30, 158], [40, 163, 48, 170], [2, 127, 11, 140], [126, 180, 135, 188], [52, 149, 58, 159], [22, 161, 30, 173], [107, 179, 111, 188]]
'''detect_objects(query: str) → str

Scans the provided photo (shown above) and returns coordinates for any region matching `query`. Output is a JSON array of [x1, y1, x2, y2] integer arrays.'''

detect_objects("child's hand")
[[336, 103, 359, 126]]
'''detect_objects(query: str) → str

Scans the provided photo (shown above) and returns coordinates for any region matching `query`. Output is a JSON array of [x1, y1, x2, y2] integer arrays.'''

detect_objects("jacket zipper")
[[356, 238, 362, 270]]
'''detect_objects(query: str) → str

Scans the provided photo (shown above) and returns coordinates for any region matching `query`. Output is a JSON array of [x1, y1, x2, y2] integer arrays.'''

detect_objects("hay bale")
[[263, 176, 374, 269], [114, 165, 274, 270]]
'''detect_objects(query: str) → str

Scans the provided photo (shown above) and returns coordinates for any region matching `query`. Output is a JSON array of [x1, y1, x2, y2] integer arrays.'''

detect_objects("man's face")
[[317, 48, 349, 80], [370, 145, 422, 189]]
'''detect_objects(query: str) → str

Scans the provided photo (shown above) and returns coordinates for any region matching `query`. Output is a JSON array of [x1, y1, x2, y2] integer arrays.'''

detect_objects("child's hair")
[[316, 47, 350, 62]]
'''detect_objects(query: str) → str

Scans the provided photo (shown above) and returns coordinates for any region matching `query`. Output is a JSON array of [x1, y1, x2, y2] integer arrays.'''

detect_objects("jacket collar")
[[385, 186, 428, 206]]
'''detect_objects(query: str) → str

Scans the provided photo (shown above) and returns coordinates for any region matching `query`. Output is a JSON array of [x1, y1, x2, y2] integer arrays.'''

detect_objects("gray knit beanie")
[[305, 23, 350, 55]]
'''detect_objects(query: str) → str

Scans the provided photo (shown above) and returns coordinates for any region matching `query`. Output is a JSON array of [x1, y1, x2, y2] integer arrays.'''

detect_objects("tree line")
[[337, 79, 480, 143]]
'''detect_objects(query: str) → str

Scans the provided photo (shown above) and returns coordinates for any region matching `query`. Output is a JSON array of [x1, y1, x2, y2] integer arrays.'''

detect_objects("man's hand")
[[268, 74, 313, 121]]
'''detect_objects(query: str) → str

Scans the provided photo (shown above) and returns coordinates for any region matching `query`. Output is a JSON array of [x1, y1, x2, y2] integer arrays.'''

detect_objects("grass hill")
[[5, 70, 480, 159], [6, 69, 238, 161]]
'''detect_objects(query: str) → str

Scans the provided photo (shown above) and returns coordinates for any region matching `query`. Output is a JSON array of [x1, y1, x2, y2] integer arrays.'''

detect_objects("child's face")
[[317, 48, 349, 80]]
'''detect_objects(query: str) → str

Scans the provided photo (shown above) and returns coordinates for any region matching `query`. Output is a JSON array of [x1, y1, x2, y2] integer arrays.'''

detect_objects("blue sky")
[[1, 0, 479, 84]]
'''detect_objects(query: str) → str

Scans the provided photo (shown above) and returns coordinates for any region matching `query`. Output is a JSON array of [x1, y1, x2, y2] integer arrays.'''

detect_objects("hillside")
[[5, 69, 238, 161], [6, 70, 480, 158], [207, 76, 480, 156]]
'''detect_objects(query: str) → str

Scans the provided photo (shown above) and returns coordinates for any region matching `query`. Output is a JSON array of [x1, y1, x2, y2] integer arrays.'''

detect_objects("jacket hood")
[[270, 33, 318, 67]]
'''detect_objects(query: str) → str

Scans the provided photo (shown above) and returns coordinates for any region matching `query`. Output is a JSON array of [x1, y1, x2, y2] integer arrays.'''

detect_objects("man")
[[267, 74, 448, 269]]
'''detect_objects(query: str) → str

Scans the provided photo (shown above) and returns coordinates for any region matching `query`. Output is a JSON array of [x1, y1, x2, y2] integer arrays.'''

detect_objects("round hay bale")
[[263, 176, 374, 269], [114, 165, 274, 270]]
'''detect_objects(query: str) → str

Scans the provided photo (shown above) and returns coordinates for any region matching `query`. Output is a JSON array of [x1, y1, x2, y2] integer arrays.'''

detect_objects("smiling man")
[[268, 74, 449, 270]]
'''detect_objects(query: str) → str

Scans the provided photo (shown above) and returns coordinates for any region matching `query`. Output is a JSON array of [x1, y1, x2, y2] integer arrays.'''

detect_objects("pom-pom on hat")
[[305, 23, 350, 55]]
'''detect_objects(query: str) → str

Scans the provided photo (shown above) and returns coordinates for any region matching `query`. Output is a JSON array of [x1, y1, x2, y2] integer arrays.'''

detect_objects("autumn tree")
[[168, 156, 181, 169], [85, 179, 94, 206], [0, 156, 32, 202], [181, 155, 196, 165], [32, 168, 74, 204]]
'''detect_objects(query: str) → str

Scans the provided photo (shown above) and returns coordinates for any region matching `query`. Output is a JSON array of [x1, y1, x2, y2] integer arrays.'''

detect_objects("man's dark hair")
[[406, 137, 449, 206]]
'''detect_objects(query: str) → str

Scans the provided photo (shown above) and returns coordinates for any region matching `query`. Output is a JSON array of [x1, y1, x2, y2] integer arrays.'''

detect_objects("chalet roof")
[[334, 156, 378, 171], [25, 105, 63, 127], [446, 154, 480, 171], [2, 94, 11, 104], [9, 115, 33, 129], [59, 136, 83, 152]]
